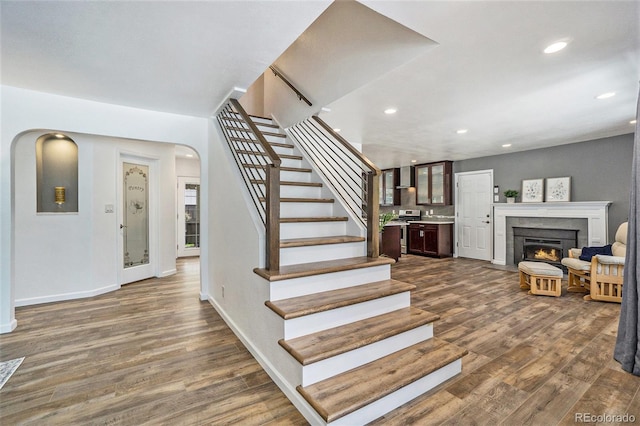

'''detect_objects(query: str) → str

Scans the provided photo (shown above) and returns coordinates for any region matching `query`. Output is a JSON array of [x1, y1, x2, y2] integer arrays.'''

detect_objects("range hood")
[[396, 165, 415, 188]]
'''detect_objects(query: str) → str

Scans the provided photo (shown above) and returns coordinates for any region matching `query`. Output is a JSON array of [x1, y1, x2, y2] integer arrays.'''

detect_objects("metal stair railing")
[[287, 115, 381, 258], [216, 99, 281, 270]]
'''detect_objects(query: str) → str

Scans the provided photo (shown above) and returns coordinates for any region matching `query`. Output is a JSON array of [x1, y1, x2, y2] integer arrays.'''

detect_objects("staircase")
[[217, 105, 466, 425]]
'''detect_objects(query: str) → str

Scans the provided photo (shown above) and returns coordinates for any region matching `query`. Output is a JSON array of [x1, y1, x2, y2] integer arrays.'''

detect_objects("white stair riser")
[[271, 145, 295, 156], [280, 222, 347, 240], [280, 185, 323, 199], [281, 170, 311, 182], [301, 324, 434, 386], [269, 265, 390, 301], [264, 134, 287, 143], [281, 158, 302, 169], [280, 242, 365, 266], [283, 292, 410, 339], [329, 360, 462, 426], [280, 202, 334, 218]]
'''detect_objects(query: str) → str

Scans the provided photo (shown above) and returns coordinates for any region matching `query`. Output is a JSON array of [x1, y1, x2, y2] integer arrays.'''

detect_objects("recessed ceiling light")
[[544, 41, 568, 54], [596, 92, 616, 100], [631, 119, 637, 124], [411, 159, 417, 163], [384, 108, 397, 115], [186, 154, 194, 158], [502, 144, 512, 148], [321, 107, 331, 112], [333, 128, 341, 133], [456, 129, 468, 134]]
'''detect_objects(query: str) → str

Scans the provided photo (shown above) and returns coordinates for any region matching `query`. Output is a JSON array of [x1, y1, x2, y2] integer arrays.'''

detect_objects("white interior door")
[[456, 170, 493, 260], [177, 177, 201, 257], [120, 157, 156, 284]]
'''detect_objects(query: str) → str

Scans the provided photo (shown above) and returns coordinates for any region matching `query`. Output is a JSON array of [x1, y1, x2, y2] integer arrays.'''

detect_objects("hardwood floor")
[[1, 255, 637, 425]]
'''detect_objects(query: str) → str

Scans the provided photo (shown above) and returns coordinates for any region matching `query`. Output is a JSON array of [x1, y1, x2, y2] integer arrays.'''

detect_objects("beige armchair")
[[561, 222, 627, 303]]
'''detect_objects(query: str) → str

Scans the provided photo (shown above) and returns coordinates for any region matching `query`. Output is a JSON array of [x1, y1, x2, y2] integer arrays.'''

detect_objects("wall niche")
[[36, 133, 78, 213]]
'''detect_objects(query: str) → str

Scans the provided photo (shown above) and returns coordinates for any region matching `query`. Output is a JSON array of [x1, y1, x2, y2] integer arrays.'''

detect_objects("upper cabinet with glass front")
[[415, 161, 453, 205], [379, 168, 400, 206]]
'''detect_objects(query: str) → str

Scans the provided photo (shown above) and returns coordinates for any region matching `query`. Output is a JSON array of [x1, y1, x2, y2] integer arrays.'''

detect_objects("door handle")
[[483, 221, 490, 224]]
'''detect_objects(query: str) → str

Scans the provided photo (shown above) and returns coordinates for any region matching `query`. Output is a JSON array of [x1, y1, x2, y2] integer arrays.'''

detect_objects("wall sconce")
[[55, 186, 66, 205]]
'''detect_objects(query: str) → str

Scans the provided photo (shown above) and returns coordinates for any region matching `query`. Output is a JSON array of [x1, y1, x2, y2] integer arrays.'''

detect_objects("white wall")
[[1, 86, 209, 332], [14, 132, 178, 305], [176, 157, 201, 178]]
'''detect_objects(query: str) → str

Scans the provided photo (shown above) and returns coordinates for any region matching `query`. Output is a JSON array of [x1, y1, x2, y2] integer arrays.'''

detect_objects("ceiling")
[[2, 1, 638, 169]]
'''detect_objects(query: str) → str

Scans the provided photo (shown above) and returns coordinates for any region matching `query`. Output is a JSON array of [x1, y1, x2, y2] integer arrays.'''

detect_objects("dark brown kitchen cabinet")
[[408, 223, 452, 257], [415, 161, 453, 205], [380, 225, 401, 261], [379, 168, 400, 206]]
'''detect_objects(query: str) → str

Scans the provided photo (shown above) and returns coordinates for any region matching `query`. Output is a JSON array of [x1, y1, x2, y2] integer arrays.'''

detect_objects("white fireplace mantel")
[[493, 201, 611, 265]]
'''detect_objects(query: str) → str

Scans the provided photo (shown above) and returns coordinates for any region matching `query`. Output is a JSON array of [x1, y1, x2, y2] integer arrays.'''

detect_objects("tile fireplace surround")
[[493, 201, 611, 266]]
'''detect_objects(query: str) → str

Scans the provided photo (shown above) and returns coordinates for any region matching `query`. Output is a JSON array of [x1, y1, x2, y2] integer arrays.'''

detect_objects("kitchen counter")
[[409, 220, 455, 225]]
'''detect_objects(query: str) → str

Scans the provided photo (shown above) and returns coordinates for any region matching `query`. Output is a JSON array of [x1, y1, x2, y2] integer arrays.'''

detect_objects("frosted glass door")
[[123, 162, 149, 268]]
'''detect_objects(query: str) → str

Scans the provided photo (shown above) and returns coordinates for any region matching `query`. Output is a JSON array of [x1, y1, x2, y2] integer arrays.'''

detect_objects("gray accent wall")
[[454, 133, 634, 240]]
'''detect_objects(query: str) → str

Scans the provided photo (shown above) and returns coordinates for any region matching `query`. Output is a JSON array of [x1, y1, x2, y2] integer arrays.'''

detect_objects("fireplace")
[[513, 227, 578, 270]]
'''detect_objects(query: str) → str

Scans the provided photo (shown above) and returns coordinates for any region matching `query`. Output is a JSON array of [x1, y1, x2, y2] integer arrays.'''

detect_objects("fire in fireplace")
[[514, 227, 579, 270]]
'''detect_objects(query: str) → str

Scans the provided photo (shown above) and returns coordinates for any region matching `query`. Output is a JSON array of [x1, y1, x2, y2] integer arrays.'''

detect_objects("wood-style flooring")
[[1, 255, 637, 425]]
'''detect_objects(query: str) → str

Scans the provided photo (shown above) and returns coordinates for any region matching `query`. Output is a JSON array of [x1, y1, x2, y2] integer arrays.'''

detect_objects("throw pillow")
[[579, 244, 613, 262]]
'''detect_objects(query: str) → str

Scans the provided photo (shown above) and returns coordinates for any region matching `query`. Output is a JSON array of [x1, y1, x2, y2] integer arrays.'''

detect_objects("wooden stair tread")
[[265, 279, 412, 319], [297, 338, 468, 422], [280, 307, 440, 365], [280, 235, 365, 248], [250, 180, 323, 187], [262, 130, 287, 138], [280, 216, 347, 223], [237, 150, 302, 160], [254, 256, 394, 282], [229, 137, 294, 149], [242, 164, 312, 173], [259, 197, 334, 203]]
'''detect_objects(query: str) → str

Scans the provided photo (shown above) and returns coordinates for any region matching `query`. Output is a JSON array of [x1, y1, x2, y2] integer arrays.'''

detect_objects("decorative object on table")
[[503, 189, 519, 203], [545, 176, 571, 202], [0, 357, 24, 390], [379, 212, 397, 231], [521, 178, 544, 203]]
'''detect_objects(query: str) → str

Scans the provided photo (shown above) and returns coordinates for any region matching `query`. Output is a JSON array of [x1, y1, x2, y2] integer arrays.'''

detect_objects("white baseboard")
[[207, 296, 325, 426], [159, 268, 177, 277], [15, 284, 120, 307], [0, 319, 18, 334], [199, 292, 208, 301]]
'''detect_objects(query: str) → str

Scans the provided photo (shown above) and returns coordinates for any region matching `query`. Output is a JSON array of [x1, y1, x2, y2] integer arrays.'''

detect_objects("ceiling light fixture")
[[544, 41, 568, 54], [321, 107, 331, 112], [384, 108, 397, 115], [631, 119, 637, 124], [456, 129, 468, 134], [596, 92, 616, 100], [186, 154, 194, 158], [333, 128, 341, 133], [502, 144, 512, 148], [411, 159, 417, 163]]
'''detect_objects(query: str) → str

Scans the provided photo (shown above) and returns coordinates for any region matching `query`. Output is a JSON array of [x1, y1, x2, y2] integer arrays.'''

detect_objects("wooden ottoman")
[[518, 261, 563, 297]]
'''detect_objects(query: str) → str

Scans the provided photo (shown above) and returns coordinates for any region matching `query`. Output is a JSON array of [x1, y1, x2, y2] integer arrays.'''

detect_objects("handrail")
[[269, 65, 313, 107], [311, 116, 380, 175], [287, 117, 380, 258], [216, 99, 280, 271]]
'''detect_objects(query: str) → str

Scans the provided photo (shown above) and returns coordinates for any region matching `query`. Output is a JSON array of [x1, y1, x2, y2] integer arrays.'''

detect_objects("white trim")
[[15, 284, 120, 307], [0, 319, 18, 334], [492, 201, 611, 265], [207, 296, 325, 426], [159, 268, 177, 277]]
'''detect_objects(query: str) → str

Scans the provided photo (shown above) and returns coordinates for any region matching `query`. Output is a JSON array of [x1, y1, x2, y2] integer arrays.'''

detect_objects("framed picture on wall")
[[545, 177, 571, 202], [521, 178, 544, 202]]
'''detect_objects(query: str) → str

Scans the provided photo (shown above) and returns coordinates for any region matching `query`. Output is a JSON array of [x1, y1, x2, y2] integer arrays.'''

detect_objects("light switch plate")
[[105, 204, 114, 213]]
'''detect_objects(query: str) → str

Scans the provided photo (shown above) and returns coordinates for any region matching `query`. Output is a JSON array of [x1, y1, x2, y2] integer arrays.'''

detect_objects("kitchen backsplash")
[[379, 187, 455, 218]]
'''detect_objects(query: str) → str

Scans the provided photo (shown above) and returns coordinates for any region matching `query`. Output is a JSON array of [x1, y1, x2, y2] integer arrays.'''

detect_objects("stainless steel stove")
[[393, 209, 421, 254]]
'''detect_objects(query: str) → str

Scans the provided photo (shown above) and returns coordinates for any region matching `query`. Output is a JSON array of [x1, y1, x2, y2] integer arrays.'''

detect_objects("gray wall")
[[454, 133, 634, 240]]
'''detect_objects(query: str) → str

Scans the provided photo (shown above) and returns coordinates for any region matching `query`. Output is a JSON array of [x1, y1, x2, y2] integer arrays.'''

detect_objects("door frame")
[[177, 176, 201, 257], [118, 152, 160, 285], [454, 169, 494, 259]]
